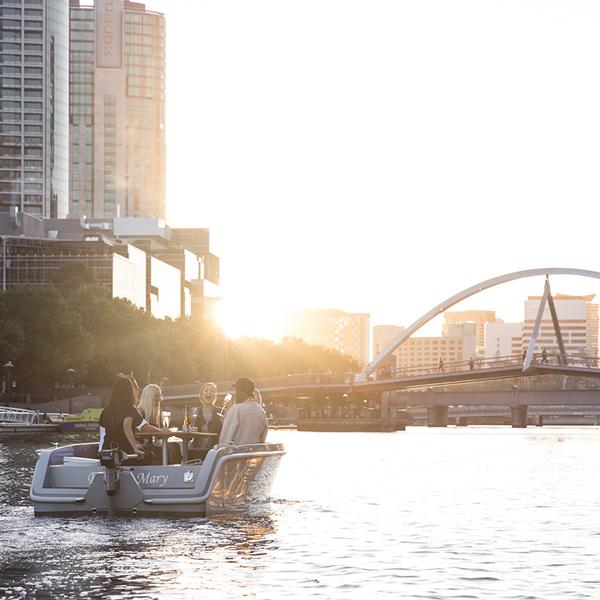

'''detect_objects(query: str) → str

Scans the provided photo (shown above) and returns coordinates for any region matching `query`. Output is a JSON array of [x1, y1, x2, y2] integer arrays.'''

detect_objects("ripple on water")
[[3, 429, 600, 598]]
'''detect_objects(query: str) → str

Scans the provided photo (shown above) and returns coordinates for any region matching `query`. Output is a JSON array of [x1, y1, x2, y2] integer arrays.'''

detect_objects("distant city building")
[[394, 336, 463, 371], [484, 322, 522, 358], [69, 0, 166, 220], [443, 322, 477, 361], [283, 309, 370, 367], [523, 294, 599, 357], [443, 310, 496, 354], [0, 210, 219, 321], [0, 0, 70, 218], [372, 324, 404, 357]]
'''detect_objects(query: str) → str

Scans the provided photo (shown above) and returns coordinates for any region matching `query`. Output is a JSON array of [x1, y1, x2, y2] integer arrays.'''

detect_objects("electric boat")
[[30, 440, 285, 516]]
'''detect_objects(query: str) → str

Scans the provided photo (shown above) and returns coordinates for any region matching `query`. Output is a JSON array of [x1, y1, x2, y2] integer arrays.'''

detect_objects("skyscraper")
[[0, 0, 70, 218], [69, 0, 166, 220]]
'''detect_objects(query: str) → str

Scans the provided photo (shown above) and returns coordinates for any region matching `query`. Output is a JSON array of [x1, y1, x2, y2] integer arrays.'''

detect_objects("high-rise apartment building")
[[0, 0, 69, 218], [69, 0, 166, 220]]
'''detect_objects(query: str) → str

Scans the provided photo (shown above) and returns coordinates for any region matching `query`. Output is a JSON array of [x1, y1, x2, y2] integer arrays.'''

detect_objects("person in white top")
[[218, 377, 268, 446]]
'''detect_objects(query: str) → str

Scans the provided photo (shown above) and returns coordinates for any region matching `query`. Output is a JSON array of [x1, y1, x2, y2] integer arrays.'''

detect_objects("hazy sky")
[[142, 0, 600, 337]]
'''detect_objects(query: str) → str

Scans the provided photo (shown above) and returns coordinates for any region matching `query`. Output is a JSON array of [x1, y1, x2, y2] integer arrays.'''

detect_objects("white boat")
[[30, 441, 285, 516]]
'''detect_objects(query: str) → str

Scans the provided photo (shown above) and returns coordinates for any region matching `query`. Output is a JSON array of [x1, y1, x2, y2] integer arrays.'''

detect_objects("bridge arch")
[[363, 268, 600, 376]]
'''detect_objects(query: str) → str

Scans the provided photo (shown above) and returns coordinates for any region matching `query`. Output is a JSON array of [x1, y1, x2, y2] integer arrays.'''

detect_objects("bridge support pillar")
[[511, 405, 528, 428], [427, 405, 448, 427]]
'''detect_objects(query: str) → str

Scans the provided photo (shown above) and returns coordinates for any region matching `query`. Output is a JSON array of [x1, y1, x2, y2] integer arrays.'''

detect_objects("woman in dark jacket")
[[99, 376, 164, 464], [195, 382, 223, 434], [98, 376, 148, 461]]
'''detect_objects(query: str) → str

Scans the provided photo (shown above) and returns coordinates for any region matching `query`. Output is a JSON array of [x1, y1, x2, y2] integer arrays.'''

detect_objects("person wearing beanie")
[[218, 377, 268, 446]]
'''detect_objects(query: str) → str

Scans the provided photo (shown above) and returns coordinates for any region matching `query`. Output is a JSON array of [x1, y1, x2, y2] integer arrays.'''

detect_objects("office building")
[[372, 325, 404, 367], [283, 309, 370, 367], [69, 0, 166, 220], [0, 210, 219, 321], [394, 336, 463, 371], [484, 322, 522, 358], [443, 310, 496, 353], [0, 0, 69, 218], [523, 294, 599, 357]]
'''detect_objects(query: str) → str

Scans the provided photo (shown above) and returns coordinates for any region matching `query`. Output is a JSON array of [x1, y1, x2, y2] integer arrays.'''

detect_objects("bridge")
[[163, 268, 600, 428]]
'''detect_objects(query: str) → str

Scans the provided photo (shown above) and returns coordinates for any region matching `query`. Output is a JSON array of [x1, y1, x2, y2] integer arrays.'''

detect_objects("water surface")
[[1, 427, 599, 599]]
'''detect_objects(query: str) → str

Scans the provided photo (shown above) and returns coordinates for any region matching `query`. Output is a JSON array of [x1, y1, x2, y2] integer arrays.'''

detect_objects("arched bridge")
[[163, 268, 600, 427], [362, 267, 600, 377]]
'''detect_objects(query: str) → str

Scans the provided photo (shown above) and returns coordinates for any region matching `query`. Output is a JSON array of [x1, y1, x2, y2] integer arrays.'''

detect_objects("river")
[[1, 427, 599, 599]]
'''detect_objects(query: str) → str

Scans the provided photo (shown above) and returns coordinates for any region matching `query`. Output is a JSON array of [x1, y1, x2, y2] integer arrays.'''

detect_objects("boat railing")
[[0, 406, 38, 424]]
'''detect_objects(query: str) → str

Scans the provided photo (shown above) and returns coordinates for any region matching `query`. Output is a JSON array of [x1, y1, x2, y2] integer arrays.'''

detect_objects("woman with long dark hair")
[[99, 376, 163, 463]]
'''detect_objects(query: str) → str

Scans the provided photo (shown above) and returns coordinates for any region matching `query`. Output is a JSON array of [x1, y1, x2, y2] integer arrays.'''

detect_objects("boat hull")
[[31, 442, 285, 516]]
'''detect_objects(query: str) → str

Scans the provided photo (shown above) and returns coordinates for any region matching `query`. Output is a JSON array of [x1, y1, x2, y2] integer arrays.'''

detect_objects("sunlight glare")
[[214, 299, 285, 341]]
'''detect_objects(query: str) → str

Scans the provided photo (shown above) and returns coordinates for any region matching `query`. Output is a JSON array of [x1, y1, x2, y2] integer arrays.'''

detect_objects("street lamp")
[[3, 361, 15, 404], [65, 368, 78, 415]]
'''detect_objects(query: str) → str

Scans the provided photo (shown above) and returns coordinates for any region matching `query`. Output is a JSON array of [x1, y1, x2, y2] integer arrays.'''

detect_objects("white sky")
[[143, 0, 600, 337]]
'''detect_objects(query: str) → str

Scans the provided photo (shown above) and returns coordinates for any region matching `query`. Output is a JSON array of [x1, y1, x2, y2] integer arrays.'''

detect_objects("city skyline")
[[136, 0, 600, 337], [3, 1, 600, 339]]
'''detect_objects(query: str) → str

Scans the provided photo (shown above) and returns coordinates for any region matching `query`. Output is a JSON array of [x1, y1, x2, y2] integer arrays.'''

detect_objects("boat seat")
[[49, 443, 99, 465], [63, 456, 101, 466]]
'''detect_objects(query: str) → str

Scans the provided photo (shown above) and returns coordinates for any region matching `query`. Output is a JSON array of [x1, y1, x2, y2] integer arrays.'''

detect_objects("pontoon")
[[30, 439, 285, 516]]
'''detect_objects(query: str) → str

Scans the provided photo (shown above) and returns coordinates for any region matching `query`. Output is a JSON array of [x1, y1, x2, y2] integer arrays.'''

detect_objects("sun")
[[214, 299, 284, 341]]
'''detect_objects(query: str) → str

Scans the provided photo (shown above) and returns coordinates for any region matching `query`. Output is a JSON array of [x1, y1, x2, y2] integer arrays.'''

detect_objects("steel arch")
[[363, 268, 600, 376]]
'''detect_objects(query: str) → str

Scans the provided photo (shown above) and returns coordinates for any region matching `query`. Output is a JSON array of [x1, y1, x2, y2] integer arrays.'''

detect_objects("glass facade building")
[[0, 0, 70, 218], [69, 0, 166, 220]]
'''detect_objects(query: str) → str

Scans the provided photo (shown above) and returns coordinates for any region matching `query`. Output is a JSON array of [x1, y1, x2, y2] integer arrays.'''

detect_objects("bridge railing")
[[371, 352, 599, 381], [163, 352, 600, 402]]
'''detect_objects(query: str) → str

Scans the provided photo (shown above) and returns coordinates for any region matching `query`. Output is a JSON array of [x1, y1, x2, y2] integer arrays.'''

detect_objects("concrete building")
[[443, 310, 496, 353], [443, 321, 477, 362], [0, 0, 70, 218], [523, 294, 599, 358], [485, 322, 522, 358], [394, 336, 463, 371], [0, 210, 219, 321], [372, 324, 404, 357], [283, 309, 370, 367], [69, 0, 166, 220]]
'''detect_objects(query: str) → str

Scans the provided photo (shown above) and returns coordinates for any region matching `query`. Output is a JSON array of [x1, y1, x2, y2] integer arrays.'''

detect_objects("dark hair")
[[99, 376, 137, 432], [234, 377, 255, 403]]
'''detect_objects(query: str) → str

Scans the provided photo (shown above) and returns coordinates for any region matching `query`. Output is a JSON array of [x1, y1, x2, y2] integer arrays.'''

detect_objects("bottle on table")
[[182, 405, 190, 432]]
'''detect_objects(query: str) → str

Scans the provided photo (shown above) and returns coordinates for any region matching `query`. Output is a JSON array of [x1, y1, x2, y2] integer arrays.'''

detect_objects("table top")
[[135, 430, 218, 440]]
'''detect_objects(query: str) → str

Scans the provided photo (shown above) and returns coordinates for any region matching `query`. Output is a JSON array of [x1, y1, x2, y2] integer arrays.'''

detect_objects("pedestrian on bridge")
[[541, 348, 548, 364], [469, 356, 475, 370], [438, 357, 444, 372]]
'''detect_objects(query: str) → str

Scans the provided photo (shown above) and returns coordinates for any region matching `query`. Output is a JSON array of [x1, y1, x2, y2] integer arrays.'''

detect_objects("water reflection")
[[3, 429, 600, 598], [0, 510, 279, 598], [0, 433, 279, 598]]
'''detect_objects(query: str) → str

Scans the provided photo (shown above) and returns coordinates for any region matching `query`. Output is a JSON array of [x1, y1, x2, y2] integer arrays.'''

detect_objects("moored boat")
[[60, 408, 102, 432], [30, 441, 285, 516]]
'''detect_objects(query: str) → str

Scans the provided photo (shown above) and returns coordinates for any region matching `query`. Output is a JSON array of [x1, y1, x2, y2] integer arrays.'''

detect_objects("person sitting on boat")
[[218, 377, 268, 446], [137, 383, 181, 464], [186, 382, 223, 461], [195, 382, 222, 435], [98, 376, 162, 464]]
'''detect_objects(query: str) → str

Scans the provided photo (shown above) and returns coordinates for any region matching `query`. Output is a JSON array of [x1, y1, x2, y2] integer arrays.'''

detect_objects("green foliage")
[[0, 284, 358, 390]]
